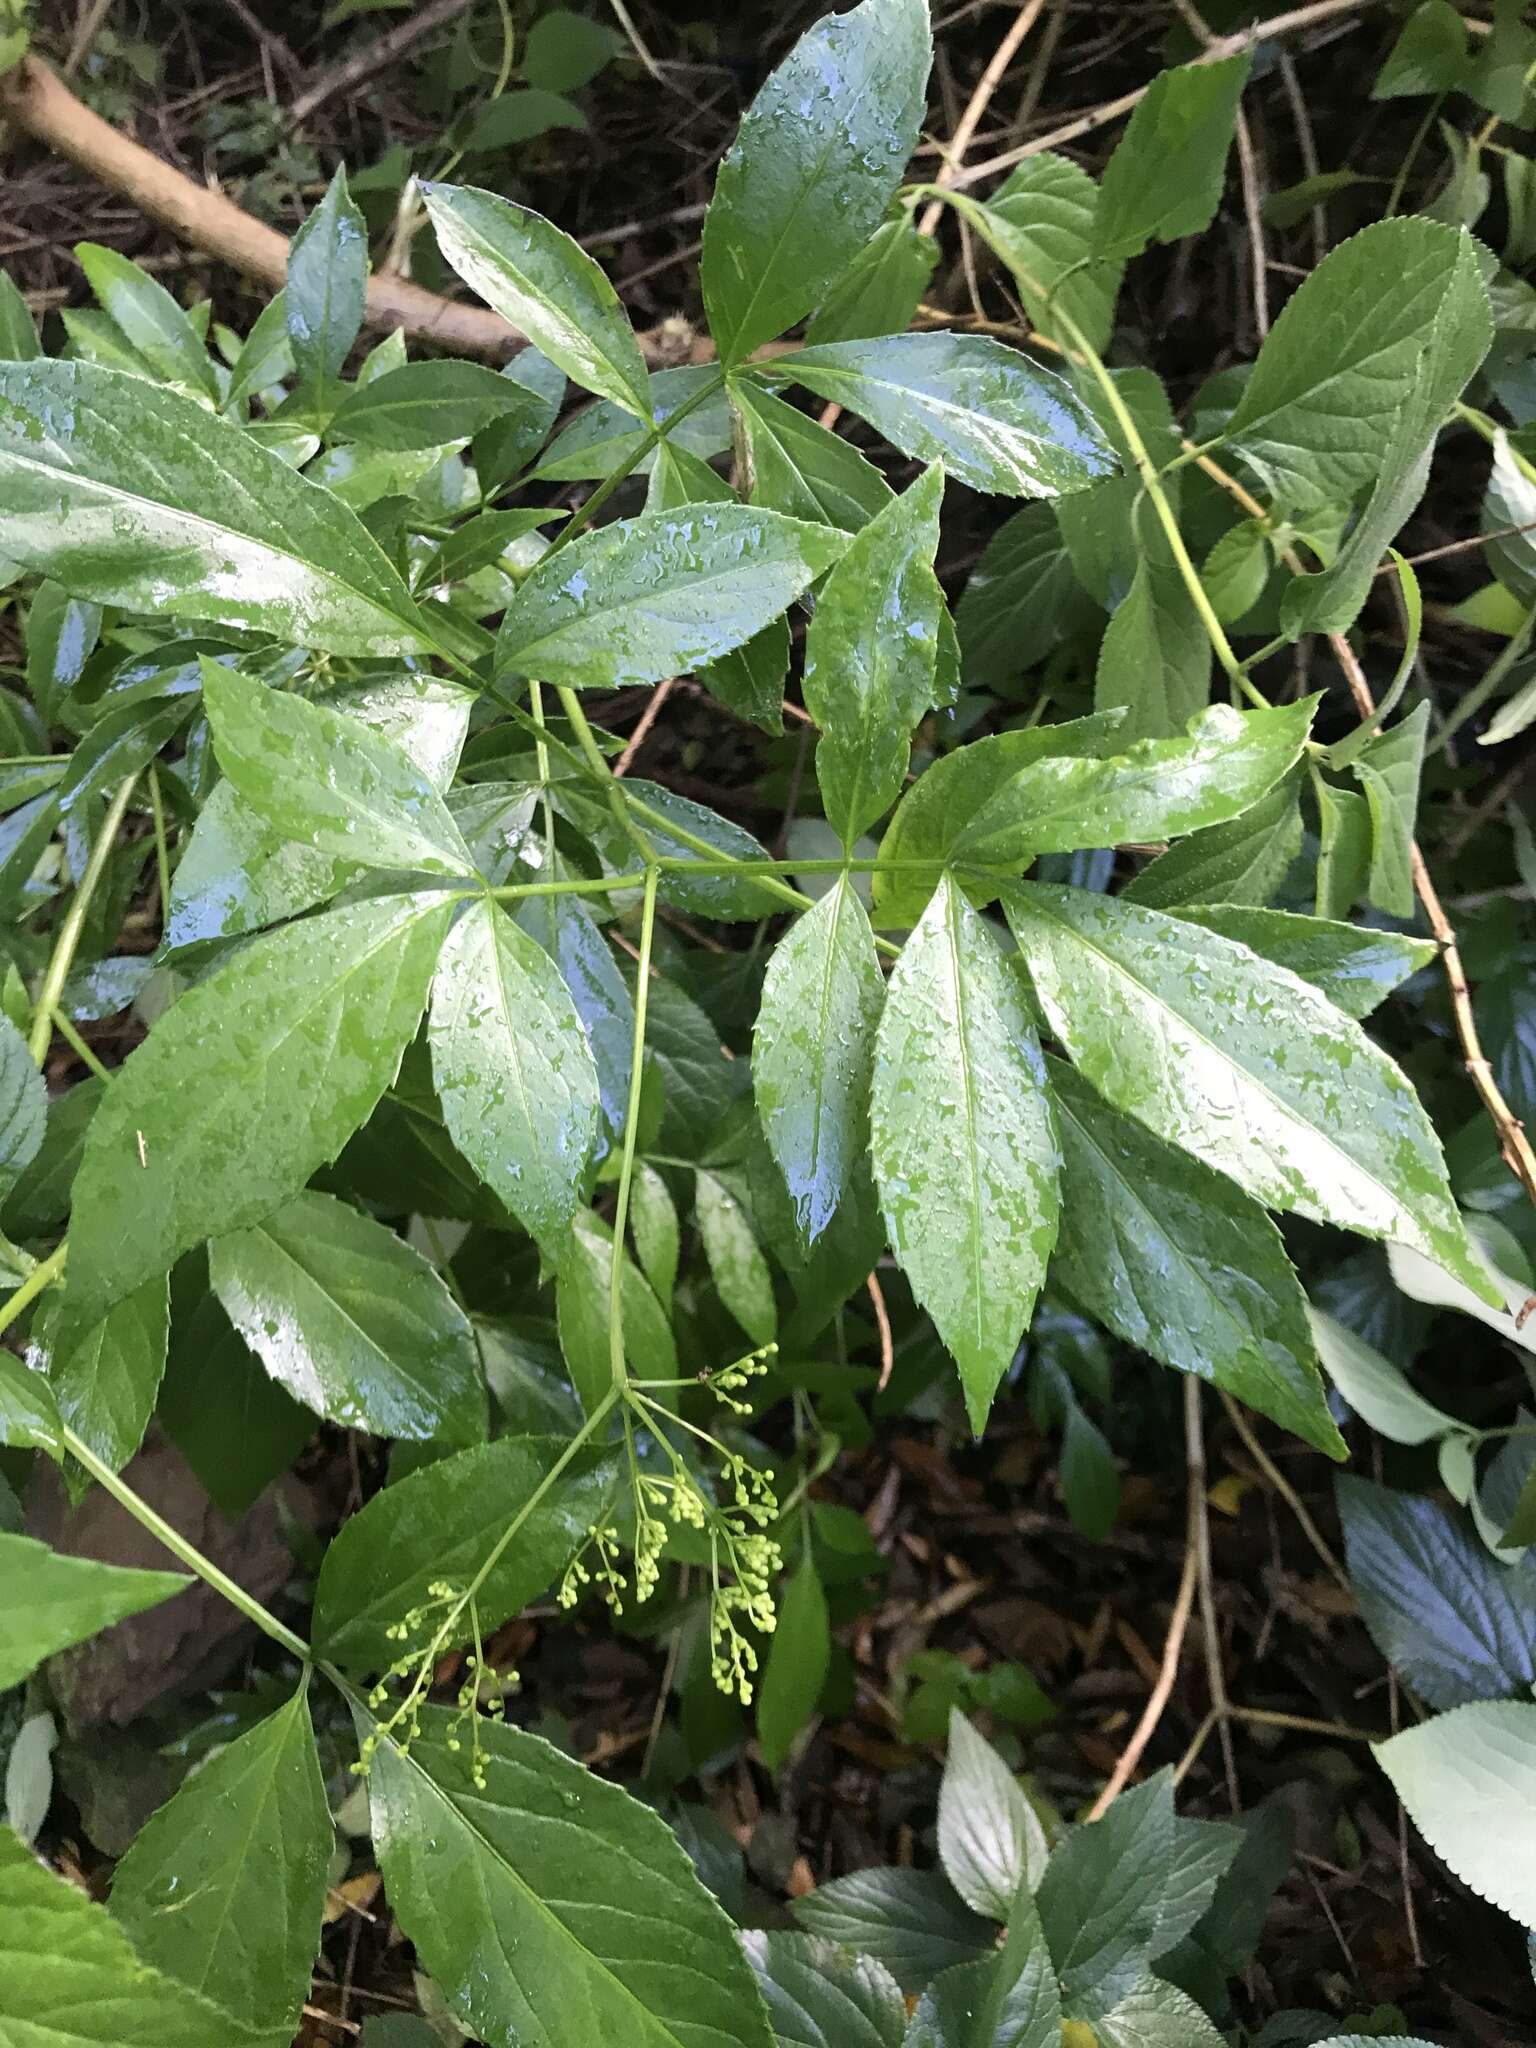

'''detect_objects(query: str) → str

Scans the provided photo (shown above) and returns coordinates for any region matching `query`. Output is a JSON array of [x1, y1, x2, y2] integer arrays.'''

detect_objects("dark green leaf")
[[905, 1888, 1060, 2048], [802, 462, 943, 842], [158, 1281, 314, 1519], [701, 0, 930, 365], [0, 1533, 186, 1689], [630, 1163, 679, 1308], [756, 1555, 830, 1769], [0, 271, 41, 361], [1313, 777, 1373, 920], [1353, 701, 1429, 919], [959, 153, 1121, 351], [368, 1711, 775, 2047], [730, 377, 894, 532], [1047, 1058, 1341, 1455], [1094, 545, 1211, 746], [0, 1012, 44, 1198], [109, 1685, 331, 2042], [804, 216, 939, 346], [938, 1707, 1048, 1918], [790, 1869, 994, 1995], [0, 361, 430, 656], [1374, 0, 1469, 96], [872, 875, 1061, 1431], [314, 1435, 618, 1667], [1122, 770, 1302, 910], [515, 886, 633, 1153], [1037, 1772, 1173, 2013], [1006, 883, 1493, 1300], [775, 333, 1116, 498], [558, 1208, 678, 1413], [743, 1932, 904, 2048], [331, 360, 546, 450], [423, 183, 652, 416], [209, 1191, 486, 1443], [1095, 55, 1251, 261], [955, 504, 1099, 692], [0, 1351, 62, 1457], [522, 9, 622, 91], [34, 1275, 169, 1474], [498, 505, 842, 691], [287, 165, 368, 391], [64, 890, 451, 1335], [696, 1168, 777, 1345]]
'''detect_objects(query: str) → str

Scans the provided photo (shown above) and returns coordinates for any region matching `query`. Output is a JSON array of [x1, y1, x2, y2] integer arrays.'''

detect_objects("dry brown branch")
[[916, 0, 1049, 237], [289, 0, 478, 127]]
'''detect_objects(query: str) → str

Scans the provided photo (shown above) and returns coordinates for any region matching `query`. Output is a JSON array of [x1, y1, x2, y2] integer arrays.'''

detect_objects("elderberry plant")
[[0, 0, 1534, 2042]]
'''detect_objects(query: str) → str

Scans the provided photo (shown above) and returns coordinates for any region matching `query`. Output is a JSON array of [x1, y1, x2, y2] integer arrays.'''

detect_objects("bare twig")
[[868, 1271, 895, 1393], [614, 678, 678, 777], [289, 0, 476, 126], [1219, 1393, 1351, 1596], [1188, 1382, 1239, 1809], [916, 0, 1049, 236]]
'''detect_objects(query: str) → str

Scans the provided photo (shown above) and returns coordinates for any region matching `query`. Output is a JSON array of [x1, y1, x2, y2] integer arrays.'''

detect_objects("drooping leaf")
[[1094, 541, 1211, 746], [0, 1825, 262, 2048], [557, 1209, 678, 1413], [1313, 777, 1374, 920], [1376, 1700, 1536, 1929], [209, 1191, 486, 1443], [938, 1708, 1049, 1918], [202, 662, 472, 877], [630, 1163, 680, 1309], [109, 1685, 331, 2042], [730, 377, 894, 532], [1336, 1475, 1536, 1707], [514, 886, 633, 1156], [955, 503, 1099, 692], [790, 1869, 994, 1995], [804, 215, 940, 346], [771, 333, 1117, 498], [1005, 883, 1494, 1300], [0, 1351, 62, 1457], [756, 1555, 830, 1769], [742, 1932, 905, 2048], [0, 361, 430, 655], [1309, 1307, 1458, 1445], [754, 879, 884, 1245], [700, 0, 931, 365], [430, 897, 601, 1255], [33, 1275, 169, 1474], [953, 699, 1315, 868], [0, 1533, 186, 1689], [871, 875, 1061, 1432], [423, 183, 652, 416], [802, 462, 944, 843], [64, 890, 452, 1335], [287, 165, 368, 392], [497, 505, 843, 690], [314, 1435, 618, 1668], [1048, 1058, 1341, 1454], [367, 1711, 776, 2048], [1094, 55, 1251, 261]]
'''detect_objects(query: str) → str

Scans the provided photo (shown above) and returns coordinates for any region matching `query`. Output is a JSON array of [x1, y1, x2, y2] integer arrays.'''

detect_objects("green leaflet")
[[1313, 777, 1373, 920], [873, 712, 1126, 928], [1353, 701, 1429, 919], [75, 242, 218, 401], [1223, 217, 1487, 514], [0, 269, 41, 360], [743, 1933, 905, 2048], [1123, 770, 1303, 910], [558, 1208, 678, 1413], [0, 1826, 268, 2048], [905, 1887, 1060, 2048], [801, 462, 944, 844], [1172, 906, 1435, 1019], [1094, 533, 1212, 745], [1376, 1701, 1536, 1929], [938, 1709, 1050, 1918], [497, 505, 844, 690], [804, 215, 939, 346], [430, 897, 601, 1254], [630, 1163, 680, 1308], [953, 699, 1316, 867], [0, 361, 430, 656], [367, 1711, 776, 2048], [773, 333, 1118, 498], [730, 377, 894, 532], [700, 0, 930, 365], [1094, 55, 1251, 260], [756, 1554, 830, 1770], [1309, 1307, 1459, 1444], [696, 1167, 777, 1346], [287, 165, 367, 393], [33, 1275, 169, 1474], [1047, 1057, 1341, 1455], [0, 1350, 62, 1456], [63, 890, 452, 1336], [422, 183, 652, 417], [202, 662, 473, 878], [1037, 1773, 1173, 2013], [108, 1685, 331, 2042], [0, 1011, 45, 1198], [209, 1191, 486, 1443], [754, 878, 884, 1244], [0, 1533, 186, 1689], [955, 503, 1099, 691], [330, 360, 546, 450], [871, 876, 1061, 1433], [1005, 883, 1496, 1302], [314, 1435, 619, 1668], [954, 153, 1122, 352], [515, 883, 633, 1153], [791, 1869, 994, 1993]]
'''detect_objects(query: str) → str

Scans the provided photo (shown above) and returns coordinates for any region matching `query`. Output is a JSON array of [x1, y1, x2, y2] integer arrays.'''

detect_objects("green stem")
[[49, 1007, 112, 1083], [61, 1423, 312, 1661], [486, 871, 651, 903], [0, 1240, 69, 1340], [148, 765, 173, 916], [539, 372, 729, 563], [453, 1387, 620, 1616], [557, 685, 658, 865], [609, 867, 658, 1393], [29, 773, 142, 1065]]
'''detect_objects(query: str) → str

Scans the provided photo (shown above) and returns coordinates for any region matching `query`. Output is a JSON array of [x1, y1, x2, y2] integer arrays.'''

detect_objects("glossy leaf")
[[314, 1435, 618, 1667], [775, 333, 1117, 498], [1376, 1701, 1536, 1929], [756, 1554, 830, 1769], [791, 1869, 993, 1993], [210, 1191, 486, 1443], [515, 885, 633, 1154], [498, 505, 843, 690], [1094, 545, 1211, 746], [1037, 1772, 1173, 2012], [754, 879, 884, 1244], [871, 876, 1061, 1431], [287, 165, 367, 390], [109, 1685, 331, 2041], [34, 1275, 170, 1474], [804, 215, 939, 346], [955, 502, 1099, 692], [1005, 883, 1493, 1300], [0, 1012, 44, 1197], [696, 1168, 777, 1345], [954, 699, 1315, 868], [0, 1533, 186, 1689], [1047, 1058, 1341, 1454], [1095, 55, 1251, 260], [64, 890, 451, 1335], [1123, 770, 1303, 910], [700, 0, 930, 365], [938, 1708, 1049, 1917], [76, 242, 218, 400], [730, 377, 894, 532], [1170, 906, 1434, 1019], [557, 1209, 678, 1413], [423, 183, 652, 416], [0, 1350, 62, 1457], [331, 359, 545, 450], [0, 361, 430, 656], [202, 662, 472, 877], [742, 1932, 904, 2048], [430, 897, 601, 1254], [367, 1710, 776, 2048], [0, 1825, 256, 2048]]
